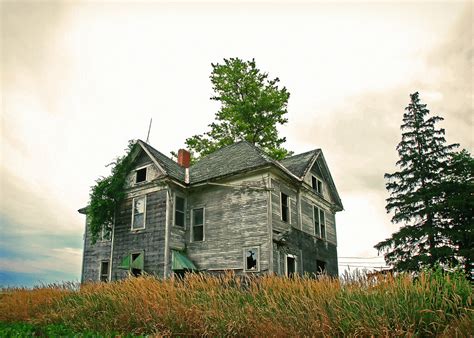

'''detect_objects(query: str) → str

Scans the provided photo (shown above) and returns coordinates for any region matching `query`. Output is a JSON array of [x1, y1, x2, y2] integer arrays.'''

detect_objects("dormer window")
[[311, 176, 322, 194], [135, 167, 147, 184]]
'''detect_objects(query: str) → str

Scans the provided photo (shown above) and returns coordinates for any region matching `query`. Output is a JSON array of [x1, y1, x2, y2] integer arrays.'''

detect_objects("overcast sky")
[[1, 0, 472, 287]]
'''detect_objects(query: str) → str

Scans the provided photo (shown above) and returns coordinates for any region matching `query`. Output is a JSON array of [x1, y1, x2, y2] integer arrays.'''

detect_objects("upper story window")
[[313, 206, 326, 239], [192, 207, 204, 242], [99, 224, 112, 241], [244, 247, 260, 272], [174, 196, 185, 227], [311, 176, 323, 194], [281, 192, 289, 223], [135, 167, 147, 184], [131, 196, 146, 230]]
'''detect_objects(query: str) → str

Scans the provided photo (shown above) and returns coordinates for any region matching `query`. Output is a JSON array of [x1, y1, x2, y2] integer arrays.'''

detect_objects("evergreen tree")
[[375, 92, 459, 272], [437, 150, 474, 279], [185, 58, 292, 160]]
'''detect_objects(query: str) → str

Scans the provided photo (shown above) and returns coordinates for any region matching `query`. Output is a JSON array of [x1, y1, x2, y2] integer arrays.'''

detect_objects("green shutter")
[[131, 253, 144, 270], [118, 254, 131, 269], [171, 250, 197, 270]]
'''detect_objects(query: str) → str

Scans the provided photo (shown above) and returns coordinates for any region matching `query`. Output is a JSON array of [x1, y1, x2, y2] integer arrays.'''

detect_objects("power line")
[[338, 256, 382, 259]]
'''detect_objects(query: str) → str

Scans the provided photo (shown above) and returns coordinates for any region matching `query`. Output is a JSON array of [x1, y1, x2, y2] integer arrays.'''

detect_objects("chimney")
[[177, 149, 191, 168]]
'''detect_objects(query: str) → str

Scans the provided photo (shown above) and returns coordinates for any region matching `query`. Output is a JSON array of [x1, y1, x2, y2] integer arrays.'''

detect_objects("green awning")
[[172, 250, 197, 271], [118, 254, 131, 269], [131, 253, 144, 270]]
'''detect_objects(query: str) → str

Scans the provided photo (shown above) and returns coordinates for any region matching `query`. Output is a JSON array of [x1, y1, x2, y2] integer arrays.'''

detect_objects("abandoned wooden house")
[[79, 140, 343, 282]]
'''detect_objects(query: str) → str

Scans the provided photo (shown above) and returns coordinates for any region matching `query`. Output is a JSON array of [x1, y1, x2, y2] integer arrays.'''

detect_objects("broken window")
[[132, 196, 146, 230], [192, 208, 204, 241], [316, 260, 326, 274], [135, 167, 147, 183], [244, 248, 259, 271], [175, 196, 185, 227], [100, 260, 109, 282], [131, 252, 144, 277], [286, 254, 296, 277], [281, 192, 289, 222], [100, 223, 112, 241], [312, 176, 323, 194], [313, 206, 326, 240]]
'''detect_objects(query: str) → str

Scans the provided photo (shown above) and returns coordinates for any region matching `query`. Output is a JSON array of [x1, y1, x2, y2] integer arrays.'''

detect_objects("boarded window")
[[135, 167, 147, 183], [192, 208, 204, 241], [286, 255, 296, 277], [132, 196, 146, 230], [281, 192, 289, 222], [245, 248, 258, 271], [100, 261, 109, 282], [175, 196, 185, 227]]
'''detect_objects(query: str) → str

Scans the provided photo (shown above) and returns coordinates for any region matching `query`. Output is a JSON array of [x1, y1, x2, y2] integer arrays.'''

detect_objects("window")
[[192, 208, 204, 241], [174, 196, 185, 227], [316, 260, 327, 274], [244, 247, 259, 272], [135, 167, 147, 184], [313, 206, 326, 240], [281, 192, 289, 223], [312, 176, 323, 194], [285, 254, 297, 277], [99, 224, 112, 241], [100, 261, 109, 282], [131, 196, 146, 230], [131, 252, 144, 277]]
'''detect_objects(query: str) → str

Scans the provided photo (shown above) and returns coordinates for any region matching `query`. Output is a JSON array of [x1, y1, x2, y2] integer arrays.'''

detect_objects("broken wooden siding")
[[185, 179, 270, 273], [111, 189, 167, 280], [81, 219, 111, 282]]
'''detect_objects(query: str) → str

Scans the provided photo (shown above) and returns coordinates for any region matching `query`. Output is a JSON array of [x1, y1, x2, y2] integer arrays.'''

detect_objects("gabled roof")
[[137, 140, 185, 182], [279, 149, 320, 179], [189, 141, 273, 184]]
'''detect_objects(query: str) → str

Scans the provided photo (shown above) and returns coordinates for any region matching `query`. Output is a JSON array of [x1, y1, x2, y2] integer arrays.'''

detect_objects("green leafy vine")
[[87, 140, 136, 243]]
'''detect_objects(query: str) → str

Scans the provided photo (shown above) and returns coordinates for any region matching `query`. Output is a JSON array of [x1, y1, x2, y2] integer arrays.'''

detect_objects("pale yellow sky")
[[0, 0, 472, 284]]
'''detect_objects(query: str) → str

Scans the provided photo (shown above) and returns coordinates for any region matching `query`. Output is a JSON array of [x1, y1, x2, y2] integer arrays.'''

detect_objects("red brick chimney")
[[177, 149, 191, 168]]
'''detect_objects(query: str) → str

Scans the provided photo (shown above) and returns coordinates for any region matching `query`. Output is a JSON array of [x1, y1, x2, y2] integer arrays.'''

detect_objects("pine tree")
[[185, 58, 292, 160], [375, 92, 459, 272]]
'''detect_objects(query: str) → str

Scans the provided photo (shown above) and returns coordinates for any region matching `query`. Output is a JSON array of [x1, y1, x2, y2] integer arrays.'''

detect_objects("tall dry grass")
[[1, 270, 472, 336]]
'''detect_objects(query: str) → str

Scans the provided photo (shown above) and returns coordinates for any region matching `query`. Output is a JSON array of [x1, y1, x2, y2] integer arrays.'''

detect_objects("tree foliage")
[[87, 141, 136, 243], [185, 58, 292, 160], [375, 92, 460, 272]]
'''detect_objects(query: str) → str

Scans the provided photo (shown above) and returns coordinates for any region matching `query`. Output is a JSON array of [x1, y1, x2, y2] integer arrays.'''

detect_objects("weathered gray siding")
[[184, 178, 270, 273], [111, 189, 167, 280], [271, 178, 298, 233], [81, 220, 111, 282]]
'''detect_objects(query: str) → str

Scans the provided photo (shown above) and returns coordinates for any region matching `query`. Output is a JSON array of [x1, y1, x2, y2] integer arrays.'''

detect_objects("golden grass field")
[[1, 270, 472, 336]]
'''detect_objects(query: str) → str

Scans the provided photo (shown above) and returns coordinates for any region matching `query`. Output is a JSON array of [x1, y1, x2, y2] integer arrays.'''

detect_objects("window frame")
[[311, 175, 323, 194], [285, 253, 297, 277], [134, 165, 149, 184], [280, 192, 290, 223], [312, 205, 326, 240], [174, 195, 186, 228], [99, 223, 112, 242], [243, 247, 260, 272], [191, 207, 205, 242], [131, 195, 147, 231], [99, 260, 110, 282]]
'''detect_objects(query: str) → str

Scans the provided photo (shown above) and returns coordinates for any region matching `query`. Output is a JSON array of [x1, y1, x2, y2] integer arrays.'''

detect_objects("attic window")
[[135, 167, 147, 183], [312, 176, 322, 194]]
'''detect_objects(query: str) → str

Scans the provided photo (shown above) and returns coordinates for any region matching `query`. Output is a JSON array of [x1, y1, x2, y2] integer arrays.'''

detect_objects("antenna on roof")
[[146, 118, 152, 144]]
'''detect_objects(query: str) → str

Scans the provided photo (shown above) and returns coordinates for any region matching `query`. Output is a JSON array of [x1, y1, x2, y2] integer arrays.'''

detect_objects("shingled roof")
[[279, 149, 320, 179], [189, 141, 273, 184], [138, 140, 185, 182]]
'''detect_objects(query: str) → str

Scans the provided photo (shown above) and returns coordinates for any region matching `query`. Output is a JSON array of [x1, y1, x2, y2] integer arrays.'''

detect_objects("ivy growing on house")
[[87, 140, 136, 243]]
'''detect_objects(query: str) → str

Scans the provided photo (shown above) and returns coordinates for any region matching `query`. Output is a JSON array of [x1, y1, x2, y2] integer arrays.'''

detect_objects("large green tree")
[[437, 149, 474, 279], [375, 92, 459, 272], [185, 58, 292, 160]]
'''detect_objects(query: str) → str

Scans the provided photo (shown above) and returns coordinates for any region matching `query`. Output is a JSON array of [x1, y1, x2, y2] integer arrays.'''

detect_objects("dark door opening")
[[286, 255, 296, 277]]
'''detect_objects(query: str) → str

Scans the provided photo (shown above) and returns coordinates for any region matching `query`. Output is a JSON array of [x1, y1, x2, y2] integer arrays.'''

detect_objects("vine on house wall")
[[87, 140, 136, 243]]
